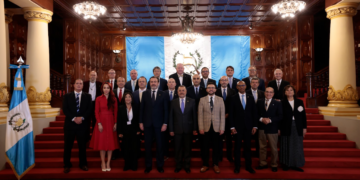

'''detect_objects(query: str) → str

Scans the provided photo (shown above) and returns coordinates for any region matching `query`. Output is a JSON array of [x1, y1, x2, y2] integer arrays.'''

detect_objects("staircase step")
[[306, 114, 324, 120], [305, 108, 319, 114], [43, 127, 64, 134], [50, 121, 64, 127], [304, 133, 346, 140], [307, 120, 331, 126], [307, 126, 338, 132]]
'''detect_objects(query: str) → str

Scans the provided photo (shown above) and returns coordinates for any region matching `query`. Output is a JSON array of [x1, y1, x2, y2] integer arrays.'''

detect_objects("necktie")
[[195, 87, 199, 97], [140, 91, 143, 102], [265, 99, 269, 111], [204, 79, 207, 87], [110, 80, 113, 89], [222, 89, 226, 100], [76, 93, 80, 114], [229, 78, 232, 88], [253, 90, 257, 102], [119, 89, 122, 102], [152, 91, 156, 103], [181, 99, 185, 113], [132, 80, 135, 92], [277, 80, 280, 90], [241, 94, 246, 109], [210, 97, 213, 112], [170, 91, 173, 101]]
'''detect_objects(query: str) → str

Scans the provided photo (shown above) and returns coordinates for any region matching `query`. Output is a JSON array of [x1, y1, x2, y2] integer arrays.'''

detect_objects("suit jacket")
[[281, 99, 307, 136], [147, 78, 168, 91], [83, 81, 103, 100], [186, 86, 207, 109], [242, 77, 265, 91], [198, 95, 225, 133], [139, 90, 169, 128], [105, 79, 118, 90], [267, 79, 290, 100], [114, 87, 132, 106], [215, 87, 236, 114], [217, 77, 240, 90], [228, 93, 258, 131], [200, 78, 216, 88], [169, 97, 197, 134], [257, 99, 283, 134], [125, 79, 139, 92], [117, 104, 140, 135], [246, 89, 265, 104], [62, 92, 92, 131], [169, 73, 192, 89]]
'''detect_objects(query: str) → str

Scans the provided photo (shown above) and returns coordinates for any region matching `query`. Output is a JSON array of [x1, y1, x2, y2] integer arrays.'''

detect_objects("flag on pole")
[[5, 60, 35, 180]]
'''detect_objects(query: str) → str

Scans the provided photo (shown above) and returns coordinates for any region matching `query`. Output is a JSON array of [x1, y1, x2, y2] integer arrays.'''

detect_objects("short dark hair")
[[123, 92, 133, 102], [251, 77, 259, 82], [201, 67, 209, 72], [150, 76, 159, 82], [283, 84, 297, 100], [207, 82, 216, 87], [177, 85, 187, 91], [138, 76, 147, 82], [226, 66, 234, 71], [74, 79, 83, 84], [153, 66, 161, 72]]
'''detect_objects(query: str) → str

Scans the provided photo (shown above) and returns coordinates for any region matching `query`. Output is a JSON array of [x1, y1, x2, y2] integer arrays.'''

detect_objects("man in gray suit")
[[169, 86, 197, 174], [198, 83, 225, 174]]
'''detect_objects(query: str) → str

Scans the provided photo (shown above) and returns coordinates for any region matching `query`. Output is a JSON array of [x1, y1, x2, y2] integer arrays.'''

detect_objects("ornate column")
[[0, 1, 10, 123], [5, 10, 12, 87], [23, 7, 59, 118], [319, 2, 360, 116]]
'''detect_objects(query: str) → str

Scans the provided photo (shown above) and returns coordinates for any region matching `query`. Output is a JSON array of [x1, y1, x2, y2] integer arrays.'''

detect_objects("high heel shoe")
[[106, 164, 111, 171], [101, 164, 106, 172]]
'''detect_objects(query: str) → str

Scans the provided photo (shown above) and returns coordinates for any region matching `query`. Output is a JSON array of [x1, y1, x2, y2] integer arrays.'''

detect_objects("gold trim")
[[327, 84, 359, 101], [5, 10, 13, 24], [15, 78, 21, 81], [0, 83, 10, 104], [26, 86, 52, 103], [22, 7, 53, 23], [326, 2, 358, 19], [6, 155, 35, 180], [14, 87, 23, 90]]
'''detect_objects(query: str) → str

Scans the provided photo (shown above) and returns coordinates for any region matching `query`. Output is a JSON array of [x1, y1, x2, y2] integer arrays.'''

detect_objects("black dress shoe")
[[174, 168, 181, 173], [255, 165, 268, 170], [272, 167, 278, 172], [185, 168, 191, 174], [63, 167, 70, 174], [80, 166, 88, 171], [157, 167, 164, 173], [227, 157, 234, 162], [144, 167, 152, 173], [245, 167, 256, 174], [282, 165, 289, 171], [234, 167, 240, 174], [123, 167, 130, 171], [291, 167, 304, 172], [131, 167, 137, 171]]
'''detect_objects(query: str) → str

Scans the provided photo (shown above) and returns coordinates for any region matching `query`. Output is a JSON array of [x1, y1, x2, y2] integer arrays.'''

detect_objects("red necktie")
[[110, 80, 113, 88], [119, 89, 122, 102]]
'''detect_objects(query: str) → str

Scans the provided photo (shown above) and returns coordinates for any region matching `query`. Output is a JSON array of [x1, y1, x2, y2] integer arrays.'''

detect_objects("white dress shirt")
[[208, 94, 215, 103], [117, 87, 125, 98], [89, 82, 96, 101], [239, 92, 246, 105], [260, 98, 273, 123], [252, 89, 258, 103], [194, 85, 200, 94], [289, 100, 295, 120], [178, 74, 183, 85], [127, 107, 133, 125], [72, 91, 83, 121], [131, 79, 137, 90], [203, 78, 208, 87], [109, 79, 115, 89], [139, 88, 147, 102]]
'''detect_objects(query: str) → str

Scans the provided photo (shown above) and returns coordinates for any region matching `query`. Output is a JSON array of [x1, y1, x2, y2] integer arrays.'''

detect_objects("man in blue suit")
[[147, 66, 168, 91], [140, 76, 169, 174]]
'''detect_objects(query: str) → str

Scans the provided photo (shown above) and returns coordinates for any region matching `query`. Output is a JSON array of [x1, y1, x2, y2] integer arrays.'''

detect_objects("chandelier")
[[73, 1, 107, 20], [172, 5, 203, 44], [271, 0, 306, 18]]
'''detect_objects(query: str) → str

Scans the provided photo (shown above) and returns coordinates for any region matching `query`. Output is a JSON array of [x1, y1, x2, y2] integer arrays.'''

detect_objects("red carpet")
[[1, 104, 360, 179]]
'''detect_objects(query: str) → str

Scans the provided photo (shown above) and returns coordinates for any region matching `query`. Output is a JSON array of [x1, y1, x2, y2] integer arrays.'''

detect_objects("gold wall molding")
[[0, 83, 10, 104], [328, 84, 359, 101], [22, 7, 53, 23], [326, 2, 358, 19], [5, 11, 13, 24], [26, 86, 52, 102]]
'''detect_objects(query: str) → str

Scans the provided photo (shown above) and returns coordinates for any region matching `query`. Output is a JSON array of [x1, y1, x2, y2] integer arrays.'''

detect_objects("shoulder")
[[169, 73, 176, 77], [268, 80, 276, 85], [187, 86, 194, 90], [96, 81, 103, 85], [242, 77, 249, 81], [184, 73, 191, 77], [234, 78, 240, 81], [187, 97, 194, 102], [295, 98, 304, 105]]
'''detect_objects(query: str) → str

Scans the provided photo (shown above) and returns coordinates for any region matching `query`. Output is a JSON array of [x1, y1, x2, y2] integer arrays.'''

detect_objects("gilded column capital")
[[22, 7, 53, 23], [327, 84, 359, 108], [26, 86, 52, 109], [0, 83, 10, 112], [5, 10, 13, 24], [326, 2, 358, 20]]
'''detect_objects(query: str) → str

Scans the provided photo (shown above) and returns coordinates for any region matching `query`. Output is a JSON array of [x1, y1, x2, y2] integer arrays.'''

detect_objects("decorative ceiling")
[[54, 0, 324, 32]]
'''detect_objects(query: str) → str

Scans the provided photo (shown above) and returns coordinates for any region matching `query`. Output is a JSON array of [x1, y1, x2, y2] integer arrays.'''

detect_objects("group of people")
[[62, 64, 307, 175]]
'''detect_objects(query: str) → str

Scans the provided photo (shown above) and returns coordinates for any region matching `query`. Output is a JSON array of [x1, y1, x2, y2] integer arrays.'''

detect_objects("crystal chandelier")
[[172, 5, 203, 44], [73, 1, 107, 20], [271, 0, 306, 18]]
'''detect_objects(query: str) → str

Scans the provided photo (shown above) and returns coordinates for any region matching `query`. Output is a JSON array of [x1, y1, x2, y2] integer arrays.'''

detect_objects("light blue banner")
[[126, 37, 165, 82], [211, 36, 250, 83]]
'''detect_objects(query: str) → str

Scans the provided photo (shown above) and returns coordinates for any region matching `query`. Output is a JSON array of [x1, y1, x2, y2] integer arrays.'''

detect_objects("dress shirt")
[[276, 79, 282, 89], [178, 74, 183, 85], [109, 79, 115, 89], [72, 91, 84, 121], [151, 89, 158, 100], [208, 95, 215, 104], [139, 88, 147, 102], [117, 87, 125, 98], [168, 89, 175, 99], [131, 79, 137, 89], [179, 97, 186, 108], [259, 98, 273, 123], [239, 92, 246, 105], [203, 78, 208, 87], [228, 76, 233, 87], [221, 87, 227, 97], [127, 107, 133, 125], [194, 85, 200, 94], [89, 82, 96, 101], [251, 89, 258, 102], [289, 100, 295, 120]]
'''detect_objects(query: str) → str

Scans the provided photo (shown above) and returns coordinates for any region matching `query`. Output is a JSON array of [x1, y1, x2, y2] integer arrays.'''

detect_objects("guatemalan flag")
[[5, 63, 35, 179], [126, 36, 250, 82]]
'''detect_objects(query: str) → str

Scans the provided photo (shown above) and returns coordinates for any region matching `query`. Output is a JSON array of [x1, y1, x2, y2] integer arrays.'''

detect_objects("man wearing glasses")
[[106, 69, 117, 90], [200, 67, 216, 88], [242, 66, 265, 91]]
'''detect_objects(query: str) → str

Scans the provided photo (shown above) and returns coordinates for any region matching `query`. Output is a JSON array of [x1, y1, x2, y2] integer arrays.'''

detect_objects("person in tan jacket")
[[198, 83, 225, 174]]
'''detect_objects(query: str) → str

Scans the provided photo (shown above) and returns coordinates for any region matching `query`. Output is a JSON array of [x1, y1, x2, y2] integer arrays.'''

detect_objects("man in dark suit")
[[267, 69, 290, 100], [147, 66, 168, 91], [169, 63, 192, 89], [215, 76, 236, 162], [125, 69, 139, 92], [242, 66, 265, 91], [139, 77, 169, 173], [256, 87, 283, 172], [114, 77, 132, 106], [62, 79, 92, 173], [229, 81, 258, 174], [164, 78, 178, 101], [169, 86, 197, 174], [186, 74, 207, 108], [105, 69, 117, 90], [217, 66, 240, 90], [246, 77, 265, 156], [132, 76, 147, 106], [83, 71, 102, 130], [200, 67, 216, 88]]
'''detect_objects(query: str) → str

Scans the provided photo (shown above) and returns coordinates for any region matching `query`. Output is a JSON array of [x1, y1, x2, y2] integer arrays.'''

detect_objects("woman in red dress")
[[90, 83, 119, 172]]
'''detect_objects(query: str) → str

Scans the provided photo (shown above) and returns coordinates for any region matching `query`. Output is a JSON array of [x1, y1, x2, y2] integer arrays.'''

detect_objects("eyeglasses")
[[202, 71, 209, 73], [237, 85, 246, 87]]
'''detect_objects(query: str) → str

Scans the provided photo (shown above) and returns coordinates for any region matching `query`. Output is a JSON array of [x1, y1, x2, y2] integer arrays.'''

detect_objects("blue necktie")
[[241, 94, 246, 109], [181, 99, 185, 113], [76, 93, 80, 114], [170, 91, 173, 101], [222, 89, 226, 100], [152, 91, 156, 104]]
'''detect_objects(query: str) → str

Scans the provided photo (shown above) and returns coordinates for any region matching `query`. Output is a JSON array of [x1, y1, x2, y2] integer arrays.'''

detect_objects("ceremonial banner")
[[5, 64, 35, 179]]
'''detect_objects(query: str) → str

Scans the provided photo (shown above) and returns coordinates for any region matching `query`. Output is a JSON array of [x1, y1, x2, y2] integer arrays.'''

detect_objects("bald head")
[[192, 74, 201, 86], [220, 76, 229, 88], [176, 63, 184, 75], [274, 69, 283, 80], [130, 69, 138, 80]]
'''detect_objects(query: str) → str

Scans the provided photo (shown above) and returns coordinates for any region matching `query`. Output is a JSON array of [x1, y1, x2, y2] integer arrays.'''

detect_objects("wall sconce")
[[113, 50, 121, 63], [255, 48, 263, 61]]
